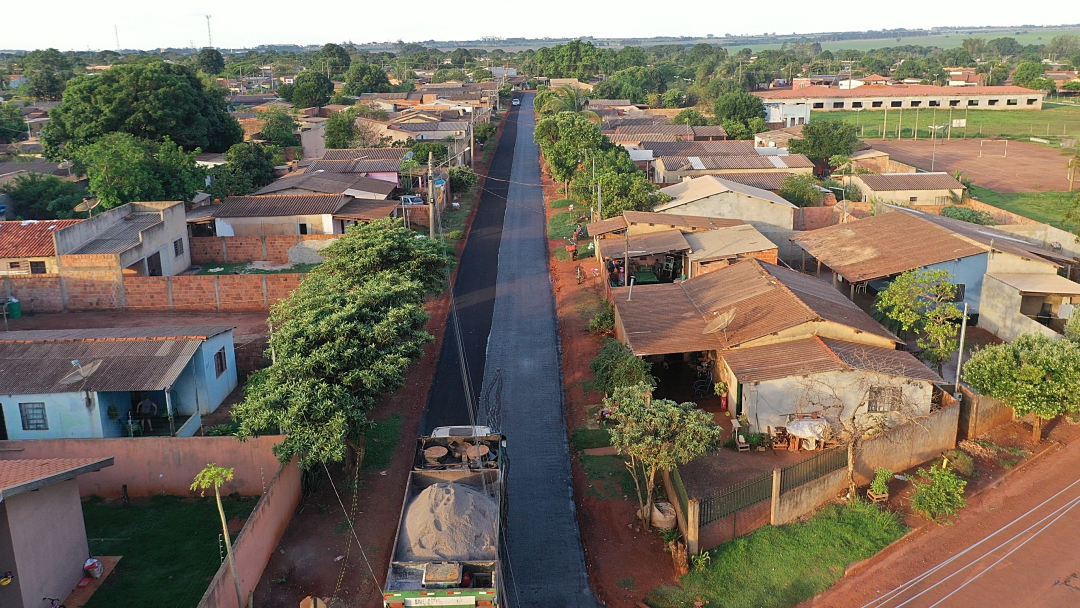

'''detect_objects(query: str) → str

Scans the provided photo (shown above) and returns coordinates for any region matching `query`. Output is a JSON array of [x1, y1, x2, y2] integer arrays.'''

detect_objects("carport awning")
[[598, 229, 691, 260], [987, 273, 1080, 295]]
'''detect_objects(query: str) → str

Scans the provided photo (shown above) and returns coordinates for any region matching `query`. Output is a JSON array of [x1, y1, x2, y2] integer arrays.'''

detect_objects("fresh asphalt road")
[[420, 94, 600, 607]]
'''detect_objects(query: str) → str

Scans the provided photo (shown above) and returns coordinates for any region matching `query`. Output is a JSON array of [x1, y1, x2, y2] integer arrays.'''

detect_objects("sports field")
[[820, 105, 1080, 142]]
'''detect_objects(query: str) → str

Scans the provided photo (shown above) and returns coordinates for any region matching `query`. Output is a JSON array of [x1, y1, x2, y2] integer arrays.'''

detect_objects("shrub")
[[911, 465, 967, 522], [448, 165, 477, 194], [207, 422, 240, 436], [779, 174, 824, 207], [589, 301, 615, 334], [944, 449, 976, 477], [589, 339, 655, 395], [445, 229, 464, 240], [941, 205, 996, 225], [870, 468, 892, 495]]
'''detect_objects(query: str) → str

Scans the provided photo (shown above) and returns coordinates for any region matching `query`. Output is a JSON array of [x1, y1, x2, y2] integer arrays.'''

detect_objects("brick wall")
[[2, 275, 64, 313], [57, 254, 124, 310], [190, 235, 340, 265], [217, 275, 268, 311], [123, 276, 171, 310]]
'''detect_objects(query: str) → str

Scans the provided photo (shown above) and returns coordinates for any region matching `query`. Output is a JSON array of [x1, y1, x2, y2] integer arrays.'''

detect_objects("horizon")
[[3, 1, 1078, 53]]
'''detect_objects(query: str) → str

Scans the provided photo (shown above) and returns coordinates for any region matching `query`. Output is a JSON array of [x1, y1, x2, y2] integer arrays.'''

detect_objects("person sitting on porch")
[[136, 396, 159, 432]]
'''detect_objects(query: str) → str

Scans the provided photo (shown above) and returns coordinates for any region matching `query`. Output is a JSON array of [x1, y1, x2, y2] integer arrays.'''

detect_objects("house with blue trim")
[[0, 327, 237, 439]]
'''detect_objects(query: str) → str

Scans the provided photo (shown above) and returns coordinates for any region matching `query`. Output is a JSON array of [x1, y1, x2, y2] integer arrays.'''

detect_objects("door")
[[0, 407, 7, 440], [146, 252, 163, 276]]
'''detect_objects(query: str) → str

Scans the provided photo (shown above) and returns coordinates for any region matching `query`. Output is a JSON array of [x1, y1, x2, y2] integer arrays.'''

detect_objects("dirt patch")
[[871, 139, 1074, 192], [543, 168, 678, 607]]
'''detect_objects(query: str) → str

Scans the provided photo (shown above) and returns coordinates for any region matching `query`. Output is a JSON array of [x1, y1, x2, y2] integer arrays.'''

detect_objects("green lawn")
[[442, 183, 479, 241], [581, 454, 635, 500], [821, 105, 1080, 142], [645, 500, 907, 608], [362, 413, 403, 471], [196, 262, 319, 275], [570, 427, 612, 452], [548, 210, 580, 240], [83, 495, 257, 607], [969, 186, 1077, 228], [712, 28, 1080, 53]]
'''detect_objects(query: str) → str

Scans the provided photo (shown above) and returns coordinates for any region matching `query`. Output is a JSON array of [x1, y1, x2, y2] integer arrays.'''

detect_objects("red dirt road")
[[804, 437, 1080, 608], [872, 139, 1074, 193]]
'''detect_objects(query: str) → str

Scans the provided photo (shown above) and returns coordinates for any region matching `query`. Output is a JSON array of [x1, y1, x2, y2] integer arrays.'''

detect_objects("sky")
[[3, 0, 1071, 51]]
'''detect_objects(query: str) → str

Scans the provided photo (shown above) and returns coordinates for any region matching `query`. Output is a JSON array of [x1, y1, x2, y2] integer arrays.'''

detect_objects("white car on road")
[[511, 98, 520, 106]]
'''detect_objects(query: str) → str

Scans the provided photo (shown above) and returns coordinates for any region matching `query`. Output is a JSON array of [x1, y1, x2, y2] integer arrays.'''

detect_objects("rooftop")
[[722, 335, 941, 384], [0, 458, 114, 502], [986, 273, 1080, 295], [657, 175, 796, 211], [638, 141, 757, 157], [661, 154, 815, 171], [756, 84, 1042, 99], [332, 198, 400, 221], [69, 213, 162, 255], [254, 173, 397, 196], [856, 172, 965, 191], [319, 148, 410, 161], [213, 194, 347, 218], [587, 211, 743, 237], [303, 159, 403, 174], [597, 229, 690, 259], [0, 220, 81, 258], [713, 172, 793, 191], [684, 224, 777, 263]]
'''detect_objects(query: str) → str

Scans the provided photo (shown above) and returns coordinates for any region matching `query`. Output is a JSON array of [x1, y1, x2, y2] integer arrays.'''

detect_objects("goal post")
[[978, 139, 1008, 158]]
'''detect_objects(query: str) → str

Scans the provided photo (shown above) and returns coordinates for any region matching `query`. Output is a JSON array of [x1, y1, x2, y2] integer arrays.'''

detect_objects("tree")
[[259, 108, 299, 147], [964, 333, 1080, 442], [473, 121, 496, 145], [539, 85, 599, 123], [589, 339, 655, 395], [607, 383, 723, 529], [448, 165, 477, 194], [341, 63, 390, 96], [223, 141, 277, 190], [671, 109, 708, 126], [779, 174, 823, 207], [1047, 35, 1080, 61], [191, 464, 243, 608], [449, 48, 473, 67], [788, 120, 860, 163], [940, 206, 996, 225], [318, 43, 351, 77], [661, 89, 686, 109], [290, 71, 334, 108], [324, 107, 358, 149], [0, 173, 82, 219], [875, 269, 964, 375], [713, 91, 766, 125], [409, 141, 448, 166], [195, 48, 225, 75], [234, 220, 453, 468], [0, 102, 23, 143], [75, 133, 205, 209], [22, 48, 75, 101], [43, 61, 242, 156], [1011, 62, 1047, 88], [534, 112, 603, 195]]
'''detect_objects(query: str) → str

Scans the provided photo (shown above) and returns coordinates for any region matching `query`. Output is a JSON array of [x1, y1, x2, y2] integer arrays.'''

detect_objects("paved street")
[[421, 94, 600, 607]]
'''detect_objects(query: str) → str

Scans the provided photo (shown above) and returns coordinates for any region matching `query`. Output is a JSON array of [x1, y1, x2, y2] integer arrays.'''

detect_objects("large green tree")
[[289, 71, 334, 108], [788, 120, 860, 163], [0, 173, 82, 220], [43, 61, 242, 157], [534, 112, 603, 195], [75, 133, 205, 209], [964, 333, 1080, 442], [323, 107, 358, 149], [1011, 62, 1047, 88], [875, 268, 964, 375], [22, 48, 76, 101], [206, 141, 278, 200], [607, 382, 723, 529], [195, 48, 226, 75], [341, 63, 390, 96], [259, 108, 299, 147], [0, 102, 23, 143], [318, 43, 352, 77], [234, 220, 454, 467]]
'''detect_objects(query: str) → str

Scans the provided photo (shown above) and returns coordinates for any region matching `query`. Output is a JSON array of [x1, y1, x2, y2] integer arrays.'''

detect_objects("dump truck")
[[383, 429, 507, 607]]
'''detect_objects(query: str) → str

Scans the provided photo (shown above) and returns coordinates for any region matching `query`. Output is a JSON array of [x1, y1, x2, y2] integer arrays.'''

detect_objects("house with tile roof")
[[610, 259, 942, 434], [0, 220, 81, 275], [204, 194, 398, 237], [0, 457, 113, 608], [847, 172, 965, 206], [0, 327, 237, 440]]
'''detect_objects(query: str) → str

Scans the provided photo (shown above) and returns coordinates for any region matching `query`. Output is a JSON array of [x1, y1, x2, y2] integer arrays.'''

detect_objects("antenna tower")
[[114, 25, 120, 52], [206, 15, 213, 48]]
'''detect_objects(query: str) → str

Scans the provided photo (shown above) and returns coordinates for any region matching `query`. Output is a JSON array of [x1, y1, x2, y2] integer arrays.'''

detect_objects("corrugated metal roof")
[[613, 134, 679, 144], [185, 206, 217, 223], [0, 327, 232, 342], [588, 99, 633, 107], [986, 273, 1080, 295], [723, 337, 845, 383], [643, 141, 757, 157], [70, 213, 162, 255], [856, 173, 964, 192], [214, 194, 347, 218], [624, 212, 743, 231], [685, 225, 777, 262], [615, 124, 696, 136], [0, 458, 114, 500], [598, 229, 690, 259], [896, 208, 1070, 267], [255, 173, 396, 196], [587, 216, 627, 237], [822, 337, 943, 382], [717, 173, 792, 191], [304, 159, 402, 173], [0, 220, 80, 258], [613, 259, 896, 355], [657, 175, 796, 211], [602, 117, 668, 131], [789, 212, 988, 283], [319, 148, 409, 161], [333, 199, 400, 221], [395, 122, 469, 131]]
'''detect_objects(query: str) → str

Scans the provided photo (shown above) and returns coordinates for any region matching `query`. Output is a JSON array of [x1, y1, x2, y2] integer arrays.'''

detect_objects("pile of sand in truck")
[[398, 482, 498, 561]]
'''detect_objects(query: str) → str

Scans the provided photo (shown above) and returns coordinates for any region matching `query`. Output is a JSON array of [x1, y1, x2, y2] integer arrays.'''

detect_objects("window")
[[872, 101, 883, 108], [19, 402, 48, 431], [910, 100, 921, 107], [953, 283, 966, 302], [812, 102, 824, 109], [929, 100, 940, 107], [173, 238, 184, 257], [7, 262, 19, 271], [851, 101, 863, 108], [29, 261, 46, 274], [949, 99, 961, 107], [1027, 98, 1038, 105], [298, 223, 309, 235], [214, 348, 228, 378], [968, 99, 979, 106], [832, 101, 845, 109], [988, 99, 998, 106], [890, 101, 902, 108], [909, 196, 919, 203], [1007, 99, 1018, 106], [867, 387, 901, 413]]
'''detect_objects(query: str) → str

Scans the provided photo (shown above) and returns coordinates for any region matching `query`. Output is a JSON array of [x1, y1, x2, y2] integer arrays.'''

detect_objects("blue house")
[[0, 327, 237, 439]]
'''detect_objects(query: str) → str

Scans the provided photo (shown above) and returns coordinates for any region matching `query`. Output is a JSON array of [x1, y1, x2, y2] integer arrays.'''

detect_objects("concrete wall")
[[768, 90, 1044, 112], [216, 214, 335, 237], [0, 436, 287, 497], [660, 191, 795, 233], [771, 467, 848, 526], [2, 478, 89, 608], [995, 223, 1080, 260], [190, 235, 338, 265], [0, 392, 104, 440], [858, 186, 961, 206], [957, 385, 1014, 440], [193, 331, 239, 414], [978, 274, 1063, 342], [196, 462, 302, 608], [53, 202, 189, 277], [0, 256, 61, 275], [855, 403, 960, 481]]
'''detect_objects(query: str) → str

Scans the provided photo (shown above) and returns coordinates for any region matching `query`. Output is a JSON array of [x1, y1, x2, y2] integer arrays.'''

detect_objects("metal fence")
[[780, 448, 848, 494], [698, 471, 773, 527]]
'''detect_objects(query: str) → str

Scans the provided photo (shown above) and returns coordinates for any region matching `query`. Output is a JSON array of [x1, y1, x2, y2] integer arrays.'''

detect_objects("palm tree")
[[543, 85, 600, 124], [192, 464, 244, 608]]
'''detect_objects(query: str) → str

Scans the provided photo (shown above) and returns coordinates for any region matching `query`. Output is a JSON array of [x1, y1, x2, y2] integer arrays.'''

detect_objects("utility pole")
[[114, 26, 120, 52], [428, 151, 436, 239], [206, 15, 213, 48]]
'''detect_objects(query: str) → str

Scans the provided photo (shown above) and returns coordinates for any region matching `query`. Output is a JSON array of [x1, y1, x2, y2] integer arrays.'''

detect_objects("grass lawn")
[[969, 185, 1077, 228], [442, 183, 479, 241], [550, 198, 576, 209], [581, 454, 635, 500], [195, 262, 319, 275], [362, 413, 403, 470], [570, 427, 612, 452], [83, 495, 257, 607], [821, 105, 1080, 142], [644, 501, 906, 608], [714, 28, 1080, 53], [548, 210, 580, 240]]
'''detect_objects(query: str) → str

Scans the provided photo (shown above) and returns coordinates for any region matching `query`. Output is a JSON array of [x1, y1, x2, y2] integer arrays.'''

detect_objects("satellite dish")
[[403, 151, 414, 161], [59, 360, 102, 385], [74, 198, 101, 216], [702, 307, 737, 335]]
